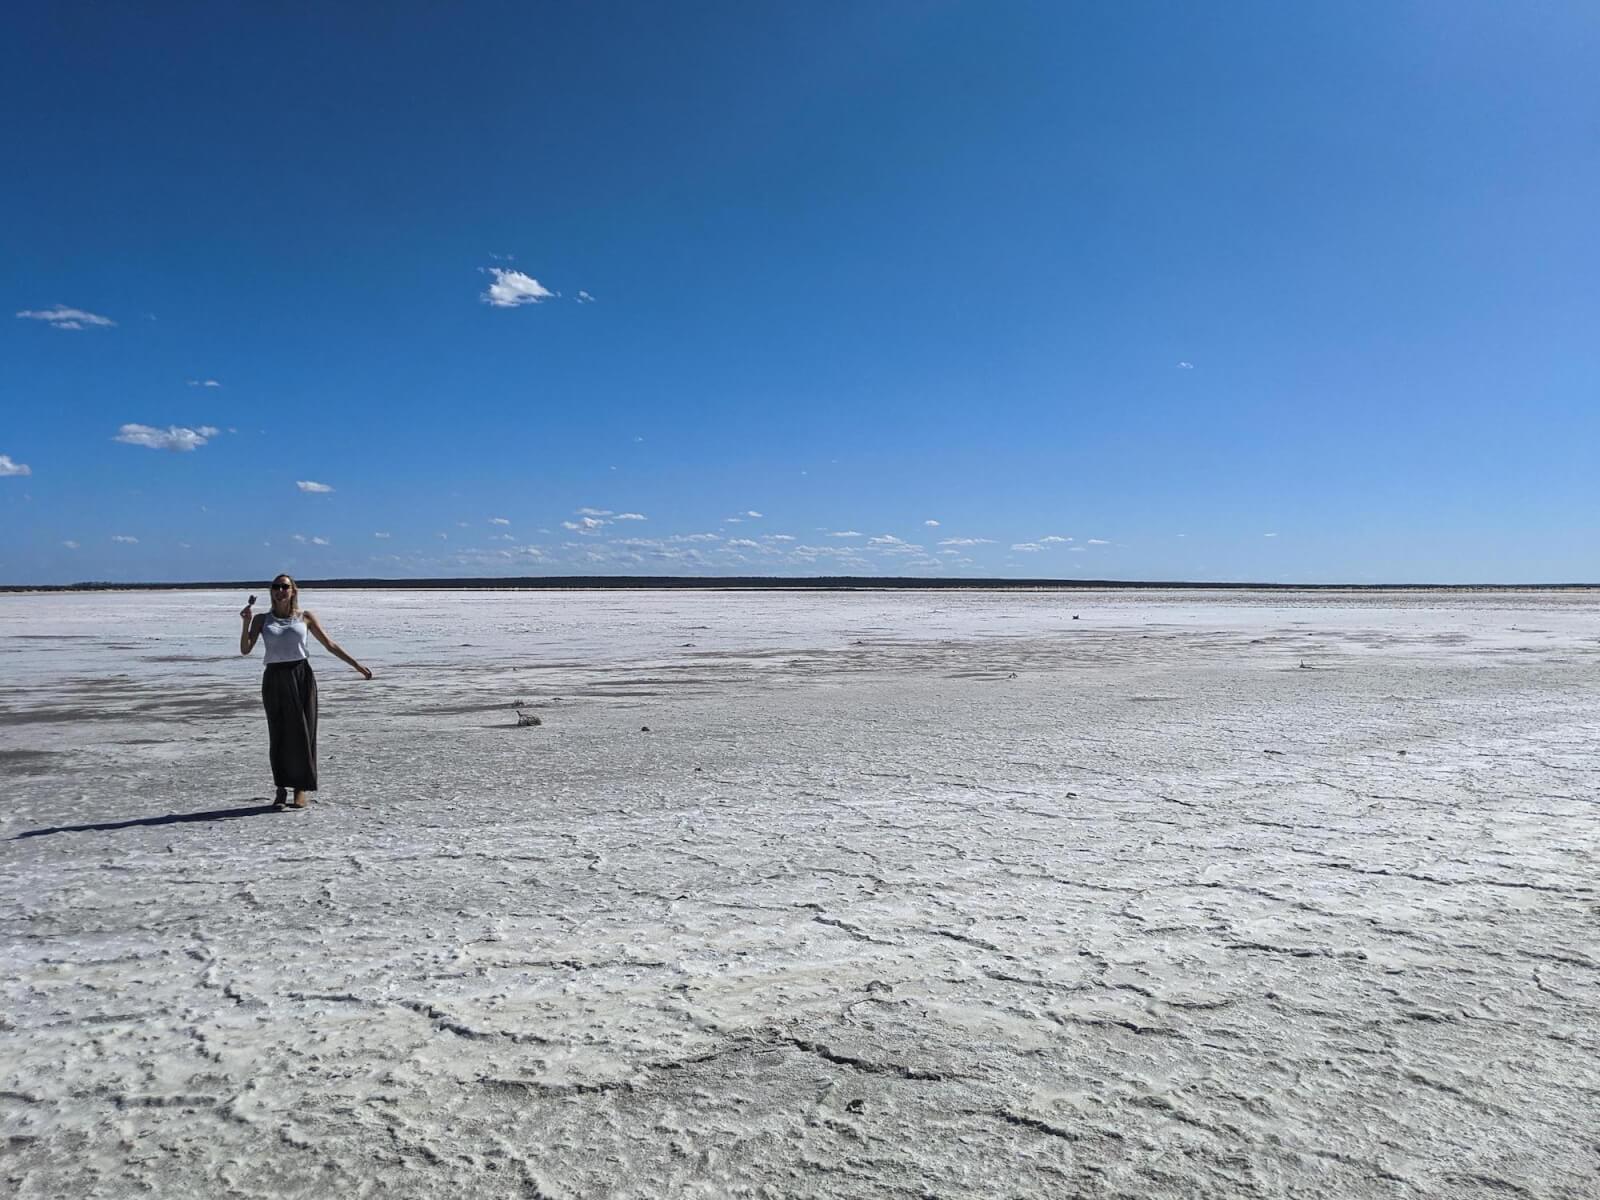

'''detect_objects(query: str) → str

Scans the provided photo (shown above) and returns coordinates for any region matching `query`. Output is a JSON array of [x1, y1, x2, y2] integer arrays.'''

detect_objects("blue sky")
[[3, 2, 1596, 585]]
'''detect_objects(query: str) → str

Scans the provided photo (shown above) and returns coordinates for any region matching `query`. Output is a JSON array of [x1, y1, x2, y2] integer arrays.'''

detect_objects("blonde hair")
[[270, 574, 301, 618]]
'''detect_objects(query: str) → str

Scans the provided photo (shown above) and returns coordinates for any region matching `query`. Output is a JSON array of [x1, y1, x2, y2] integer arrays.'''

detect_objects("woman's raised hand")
[[239, 601, 254, 621]]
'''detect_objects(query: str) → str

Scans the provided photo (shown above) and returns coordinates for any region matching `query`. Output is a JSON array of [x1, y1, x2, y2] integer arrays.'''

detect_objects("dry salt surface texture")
[[3, 588, 1599, 1199]]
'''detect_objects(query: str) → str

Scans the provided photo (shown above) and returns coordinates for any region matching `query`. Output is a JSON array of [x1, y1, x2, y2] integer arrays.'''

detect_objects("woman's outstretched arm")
[[304, 611, 373, 679]]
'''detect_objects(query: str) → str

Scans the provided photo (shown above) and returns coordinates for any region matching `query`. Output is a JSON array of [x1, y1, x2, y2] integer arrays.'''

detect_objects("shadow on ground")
[[14, 803, 289, 839]]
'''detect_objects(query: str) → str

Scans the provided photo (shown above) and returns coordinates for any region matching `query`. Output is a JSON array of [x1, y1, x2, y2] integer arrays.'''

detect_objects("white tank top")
[[262, 614, 310, 664]]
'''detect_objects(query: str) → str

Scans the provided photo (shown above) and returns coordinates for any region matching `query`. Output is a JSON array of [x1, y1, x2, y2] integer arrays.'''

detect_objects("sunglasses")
[[271, 583, 293, 591]]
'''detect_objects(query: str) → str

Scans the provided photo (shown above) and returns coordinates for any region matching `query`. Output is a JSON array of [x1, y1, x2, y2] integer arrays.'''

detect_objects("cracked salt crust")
[[2, 588, 1598, 1197]]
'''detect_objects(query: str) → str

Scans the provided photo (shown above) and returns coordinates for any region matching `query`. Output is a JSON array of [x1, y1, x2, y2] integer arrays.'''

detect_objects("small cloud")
[[743, 510, 763, 519], [614, 512, 646, 521], [633, 436, 644, 443], [62, 539, 79, 549], [374, 532, 391, 539], [563, 517, 608, 532], [1040, 535, 1070, 543], [437, 532, 449, 539], [490, 517, 510, 525], [1263, 532, 1278, 538], [297, 480, 335, 493], [17, 305, 115, 330], [1012, 542, 1043, 552], [1086, 538, 1110, 545], [727, 538, 761, 550], [868, 534, 907, 546], [766, 534, 795, 542], [186, 379, 222, 388], [482, 268, 554, 308], [292, 534, 307, 543], [576, 507, 613, 517], [1177, 361, 1194, 369], [115, 424, 218, 452], [0, 454, 31, 477], [829, 530, 862, 538], [310, 536, 330, 546], [938, 537, 994, 546], [577, 290, 596, 303], [924, 519, 940, 527], [111, 534, 138, 544]]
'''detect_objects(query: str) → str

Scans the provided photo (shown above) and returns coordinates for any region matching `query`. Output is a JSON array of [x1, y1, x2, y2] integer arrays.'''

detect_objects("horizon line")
[[4, 575, 1598, 594]]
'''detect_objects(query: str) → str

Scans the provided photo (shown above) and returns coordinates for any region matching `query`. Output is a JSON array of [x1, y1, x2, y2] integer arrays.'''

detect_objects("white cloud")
[[62, 540, 79, 549], [727, 538, 761, 550], [576, 507, 613, 517], [17, 306, 115, 330], [938, 537, 994, 546], [111, 535, 138, 544], [563, 517, 608, 532], [115, 424, 219, 452], [868, 534, 908, 546], [924, 519, 940, 527], [310, 536, 330, 546], [1086, 538, 1110, 545], [297, 480, 335, 493], [614, 512, 646, 520], [1177, 361, 1195, 369], [743, 510, 763, 518], [577, 290, 595, 303], [1012, 542, 1043, 552], [829, 530, 862, 538], [1068, 546, 1086, 552], [292, 534, 307, 543], [1263, 532, 1278, 538], [186, 379, 222, 388], [482, 268, 555, 308], [374, 532, 391, 539], [490, 517, 510, 525], [0, 454, 31, 477], [671, 532, 720, 543], [1040, 535, 1070, 543]]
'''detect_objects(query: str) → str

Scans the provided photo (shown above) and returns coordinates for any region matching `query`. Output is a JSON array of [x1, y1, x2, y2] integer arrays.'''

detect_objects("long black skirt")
[[262, 660, 318, 791]]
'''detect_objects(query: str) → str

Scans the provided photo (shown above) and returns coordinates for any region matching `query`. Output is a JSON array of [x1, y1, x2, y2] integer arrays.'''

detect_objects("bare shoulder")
[[302, 609, 320, 626]]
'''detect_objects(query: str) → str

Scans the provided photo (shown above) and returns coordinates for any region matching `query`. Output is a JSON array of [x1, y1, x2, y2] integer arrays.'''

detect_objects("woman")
[[239, 575, 373, 809]]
